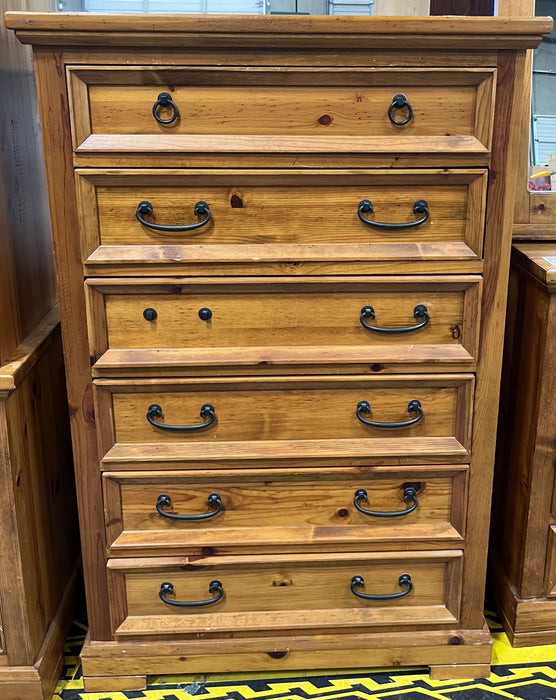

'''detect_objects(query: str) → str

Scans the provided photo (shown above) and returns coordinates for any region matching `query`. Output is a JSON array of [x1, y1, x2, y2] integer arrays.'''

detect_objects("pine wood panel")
[[87, 276, 481, 374], [83, 675, 147, 692], [61, 48, 500, 69], [490, 243, 556, 644], [491, 249, 556, 598], [6, 13, 552, 49], [68, 67, 494, 154], [0, 0, 56, 366], [107, 551, 462, 636], [32, 46, 112, 641], [79, 625, 492, 677], [94, 375, 474, 462], [3, 327, 78, 663], [0, 307, 79, 698], [103, 466, 468, 555], [77, 169, 487, 269]]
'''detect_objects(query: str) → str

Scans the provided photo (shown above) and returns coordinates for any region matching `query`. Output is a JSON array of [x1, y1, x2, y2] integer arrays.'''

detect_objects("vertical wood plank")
[[460, 49, 529, 628], [0, 399, 33, 665], [32, 47, 111, 640]]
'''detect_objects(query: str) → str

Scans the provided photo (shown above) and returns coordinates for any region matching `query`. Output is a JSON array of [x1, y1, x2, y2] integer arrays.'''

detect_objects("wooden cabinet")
[[0, 1, 80, 697], [5, 12, 549, 690], [490, 244, 556, 646]]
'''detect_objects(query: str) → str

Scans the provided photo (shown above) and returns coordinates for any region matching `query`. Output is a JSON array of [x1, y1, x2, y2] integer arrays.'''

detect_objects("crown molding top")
[[3, 12, 553, 49]]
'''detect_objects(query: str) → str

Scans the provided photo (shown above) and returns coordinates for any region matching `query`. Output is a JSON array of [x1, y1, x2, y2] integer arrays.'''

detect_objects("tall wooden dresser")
[[5, 12, 549, 689]]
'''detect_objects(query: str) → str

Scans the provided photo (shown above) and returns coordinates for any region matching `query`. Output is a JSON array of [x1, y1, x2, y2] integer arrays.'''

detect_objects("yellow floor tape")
[[54, 614, 556, 700]]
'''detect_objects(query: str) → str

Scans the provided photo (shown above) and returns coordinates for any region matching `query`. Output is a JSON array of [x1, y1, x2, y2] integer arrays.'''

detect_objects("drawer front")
[[77, 169, 487, 269], [68, 67, 494, 155], [95, 375, 474, 465], [88, 276, 481, 374], [108, 550, 462, 636], [104, 466, 468, 554]]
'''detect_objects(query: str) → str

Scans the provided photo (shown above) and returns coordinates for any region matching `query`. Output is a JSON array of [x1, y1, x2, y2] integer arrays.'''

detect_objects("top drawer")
[[67, 66, 495, 158]]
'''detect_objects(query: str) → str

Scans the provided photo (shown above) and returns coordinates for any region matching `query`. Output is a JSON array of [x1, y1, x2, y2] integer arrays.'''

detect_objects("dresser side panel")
[[32, 46, 111, 640], [460, 49, 530, 628]]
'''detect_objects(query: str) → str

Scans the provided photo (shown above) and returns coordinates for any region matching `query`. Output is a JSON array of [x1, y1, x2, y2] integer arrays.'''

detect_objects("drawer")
[[107, 550, 463, 636], [103, 466, 468, 555], [94, 375, 474, 467], [68, 66, 494, 156], [77, 169, 487, 272], [87, 276, 481, 376]]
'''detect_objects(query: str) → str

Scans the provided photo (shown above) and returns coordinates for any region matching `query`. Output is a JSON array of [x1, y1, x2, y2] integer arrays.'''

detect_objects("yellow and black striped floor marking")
[[54, 614, 556, 700]]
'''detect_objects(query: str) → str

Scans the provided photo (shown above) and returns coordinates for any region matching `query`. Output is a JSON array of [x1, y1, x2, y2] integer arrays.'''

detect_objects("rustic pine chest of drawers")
[[5, 12, 549, 689]]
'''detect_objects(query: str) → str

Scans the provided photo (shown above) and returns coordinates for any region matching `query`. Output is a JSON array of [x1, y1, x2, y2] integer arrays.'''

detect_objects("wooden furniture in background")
[[0, 1, 80, 697], [490, 244, 556, 646], [5, 12, 549, 689], [499, 0, 556, 239]]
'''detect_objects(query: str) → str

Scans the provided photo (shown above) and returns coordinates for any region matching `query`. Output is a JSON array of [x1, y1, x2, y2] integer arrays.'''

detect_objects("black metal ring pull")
[[360, 304, 429, 334], [388, 93, 413, 125], [156, 492, 223, 521], [358, 199, 429, 230], [350, 573, 413, 601], [356, 399, 423, 429], [353, 487, 418, 518], [136, 200, 211, 233], [159, 580, 224, 608], [146, 403, 216, 432], [152, 92, 179, 125]]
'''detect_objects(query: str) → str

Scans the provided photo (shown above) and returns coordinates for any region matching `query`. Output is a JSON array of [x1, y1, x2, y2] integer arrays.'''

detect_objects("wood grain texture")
[[107, 551, 462, 636], [0, 308, 79, 697], [0, 306, 60, 392], [4, 327, 77, 660], [80, 624, 492, 676], [0, 0, 56, 366], [68, 67, 493, 151], [4, 13, 552, 50], [103, 466, 467, 555], [86, 276, 481, 373], [458, 48, 530, 632], [77, 169, 487, 268], [429, 664, 490, 680], [83, 675, 147, 692], [489, 243, 556, 644], [94, 375, 474, 461], [32, 47, 111, 641]]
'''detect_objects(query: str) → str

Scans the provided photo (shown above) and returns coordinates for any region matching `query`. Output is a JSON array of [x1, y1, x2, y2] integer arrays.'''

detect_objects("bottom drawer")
[[108, 551, 462, 636]]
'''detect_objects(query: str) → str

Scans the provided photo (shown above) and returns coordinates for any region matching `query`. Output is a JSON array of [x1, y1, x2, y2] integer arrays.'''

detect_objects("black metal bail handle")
[[388, 93, 413, 125], [136, 200, 211, 233], [156, 492, 223, 521], [146, 403, 216, 432], [152, 92, 179, 125], [351, 573, 413, 601], [360, 304, 429, 334], [159, 580, 224, 608], [354, 486, 418, 518], [356, 399, 423, 429], [358, 199, 429, 230]]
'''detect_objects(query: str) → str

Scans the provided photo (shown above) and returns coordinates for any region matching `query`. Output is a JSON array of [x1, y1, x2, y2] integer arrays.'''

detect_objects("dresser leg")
[[429, 663, 491, 680], [82, 675, 147, 692]]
